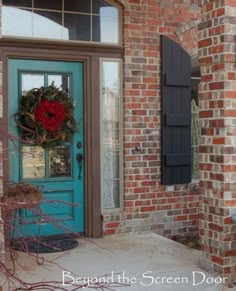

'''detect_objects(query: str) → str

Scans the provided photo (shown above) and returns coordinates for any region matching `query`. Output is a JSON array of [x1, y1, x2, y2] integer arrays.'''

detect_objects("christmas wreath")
[[14, 83, 78, 146]]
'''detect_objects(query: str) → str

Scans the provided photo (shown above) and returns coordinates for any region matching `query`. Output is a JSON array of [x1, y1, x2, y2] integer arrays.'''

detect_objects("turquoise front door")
[[8, 59, 84, 237]]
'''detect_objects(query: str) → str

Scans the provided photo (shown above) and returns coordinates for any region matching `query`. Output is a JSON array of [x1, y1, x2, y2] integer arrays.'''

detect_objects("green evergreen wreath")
[[14, 83, 78, 146]]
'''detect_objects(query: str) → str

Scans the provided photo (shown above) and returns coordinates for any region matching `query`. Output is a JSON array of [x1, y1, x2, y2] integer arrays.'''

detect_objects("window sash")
[[2, 0, 121, 44]]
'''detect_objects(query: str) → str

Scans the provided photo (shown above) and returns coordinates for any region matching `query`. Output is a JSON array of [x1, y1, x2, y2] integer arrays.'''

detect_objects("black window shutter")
[[161, 35, 192, 185]]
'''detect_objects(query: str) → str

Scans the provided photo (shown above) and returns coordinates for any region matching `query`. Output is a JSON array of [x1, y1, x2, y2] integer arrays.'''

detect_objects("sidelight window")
[[101, 59, 122, 210]]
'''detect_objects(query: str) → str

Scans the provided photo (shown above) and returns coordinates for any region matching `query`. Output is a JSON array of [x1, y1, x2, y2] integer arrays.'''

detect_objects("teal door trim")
[[8, 59, 84, 237]]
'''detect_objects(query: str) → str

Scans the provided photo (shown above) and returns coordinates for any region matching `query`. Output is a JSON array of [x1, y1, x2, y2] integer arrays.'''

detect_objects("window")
[[191, 71, 200, 180], [2, 0, 120, 43], [101, 59, 122, 210]]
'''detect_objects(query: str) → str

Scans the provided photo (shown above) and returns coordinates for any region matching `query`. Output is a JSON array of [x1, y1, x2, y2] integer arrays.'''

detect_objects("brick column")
[[199, 0, 236, 282]]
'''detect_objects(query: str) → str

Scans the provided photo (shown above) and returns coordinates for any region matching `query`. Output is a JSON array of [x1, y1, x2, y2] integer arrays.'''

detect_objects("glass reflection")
[[22, 146, 45, 179], [64, 1, 90, 13], [3, 0, 32, 7], [93, 8, 119, 43], [21, 74, 44, 94], [33, 11, 63, 39], [49, 146, 71, 177], [101, 60, 121, 209], [2, 0, 119, 44], [92, 0, 112, 14], [48, 75, 70, 90], [64, 13, 90, 41], [2, 7, 33, 37], [34, 0, 62, 10], [100, 8, 119, 43]]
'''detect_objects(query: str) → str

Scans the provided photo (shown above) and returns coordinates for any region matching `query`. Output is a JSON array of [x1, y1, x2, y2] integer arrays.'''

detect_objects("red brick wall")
[[103, 0, 202, 237], [198, 0, 236, 281]]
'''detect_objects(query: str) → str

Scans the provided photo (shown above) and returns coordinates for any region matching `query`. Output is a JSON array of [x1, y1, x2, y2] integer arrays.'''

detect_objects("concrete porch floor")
[[2, 232, 236, 291]]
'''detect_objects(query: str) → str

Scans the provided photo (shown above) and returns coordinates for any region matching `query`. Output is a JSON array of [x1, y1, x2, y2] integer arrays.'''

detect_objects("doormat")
[[12, 235, 79, 253]]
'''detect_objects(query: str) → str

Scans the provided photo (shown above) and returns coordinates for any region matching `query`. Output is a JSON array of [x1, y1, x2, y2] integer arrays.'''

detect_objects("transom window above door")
[[2, 0, 120, 43]]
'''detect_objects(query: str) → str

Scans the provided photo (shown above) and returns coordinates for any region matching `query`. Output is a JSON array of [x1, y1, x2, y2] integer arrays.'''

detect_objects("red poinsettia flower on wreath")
[[34, 100, 66, 132]]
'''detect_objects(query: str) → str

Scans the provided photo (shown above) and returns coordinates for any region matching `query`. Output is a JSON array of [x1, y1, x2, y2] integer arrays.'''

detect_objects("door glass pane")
[[48, 74, 70, 90], [49, 146, 71, 177], [21, 74, 44, 94], [33, 11, 63, 39], [101, 60, 121, 209], [22, 146, 45, 179], [2, 7, 33, 37], [34, 0, 62, 10], [3, 0, 32, 7], [64, 13, 90, 41]]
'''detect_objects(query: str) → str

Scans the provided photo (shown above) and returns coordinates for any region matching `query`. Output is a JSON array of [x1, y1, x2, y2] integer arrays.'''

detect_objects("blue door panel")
[[8, 59, 84, 237]]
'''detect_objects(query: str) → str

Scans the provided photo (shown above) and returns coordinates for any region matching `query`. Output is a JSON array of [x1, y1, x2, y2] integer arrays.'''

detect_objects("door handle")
[[76, 153, 83, 179]]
